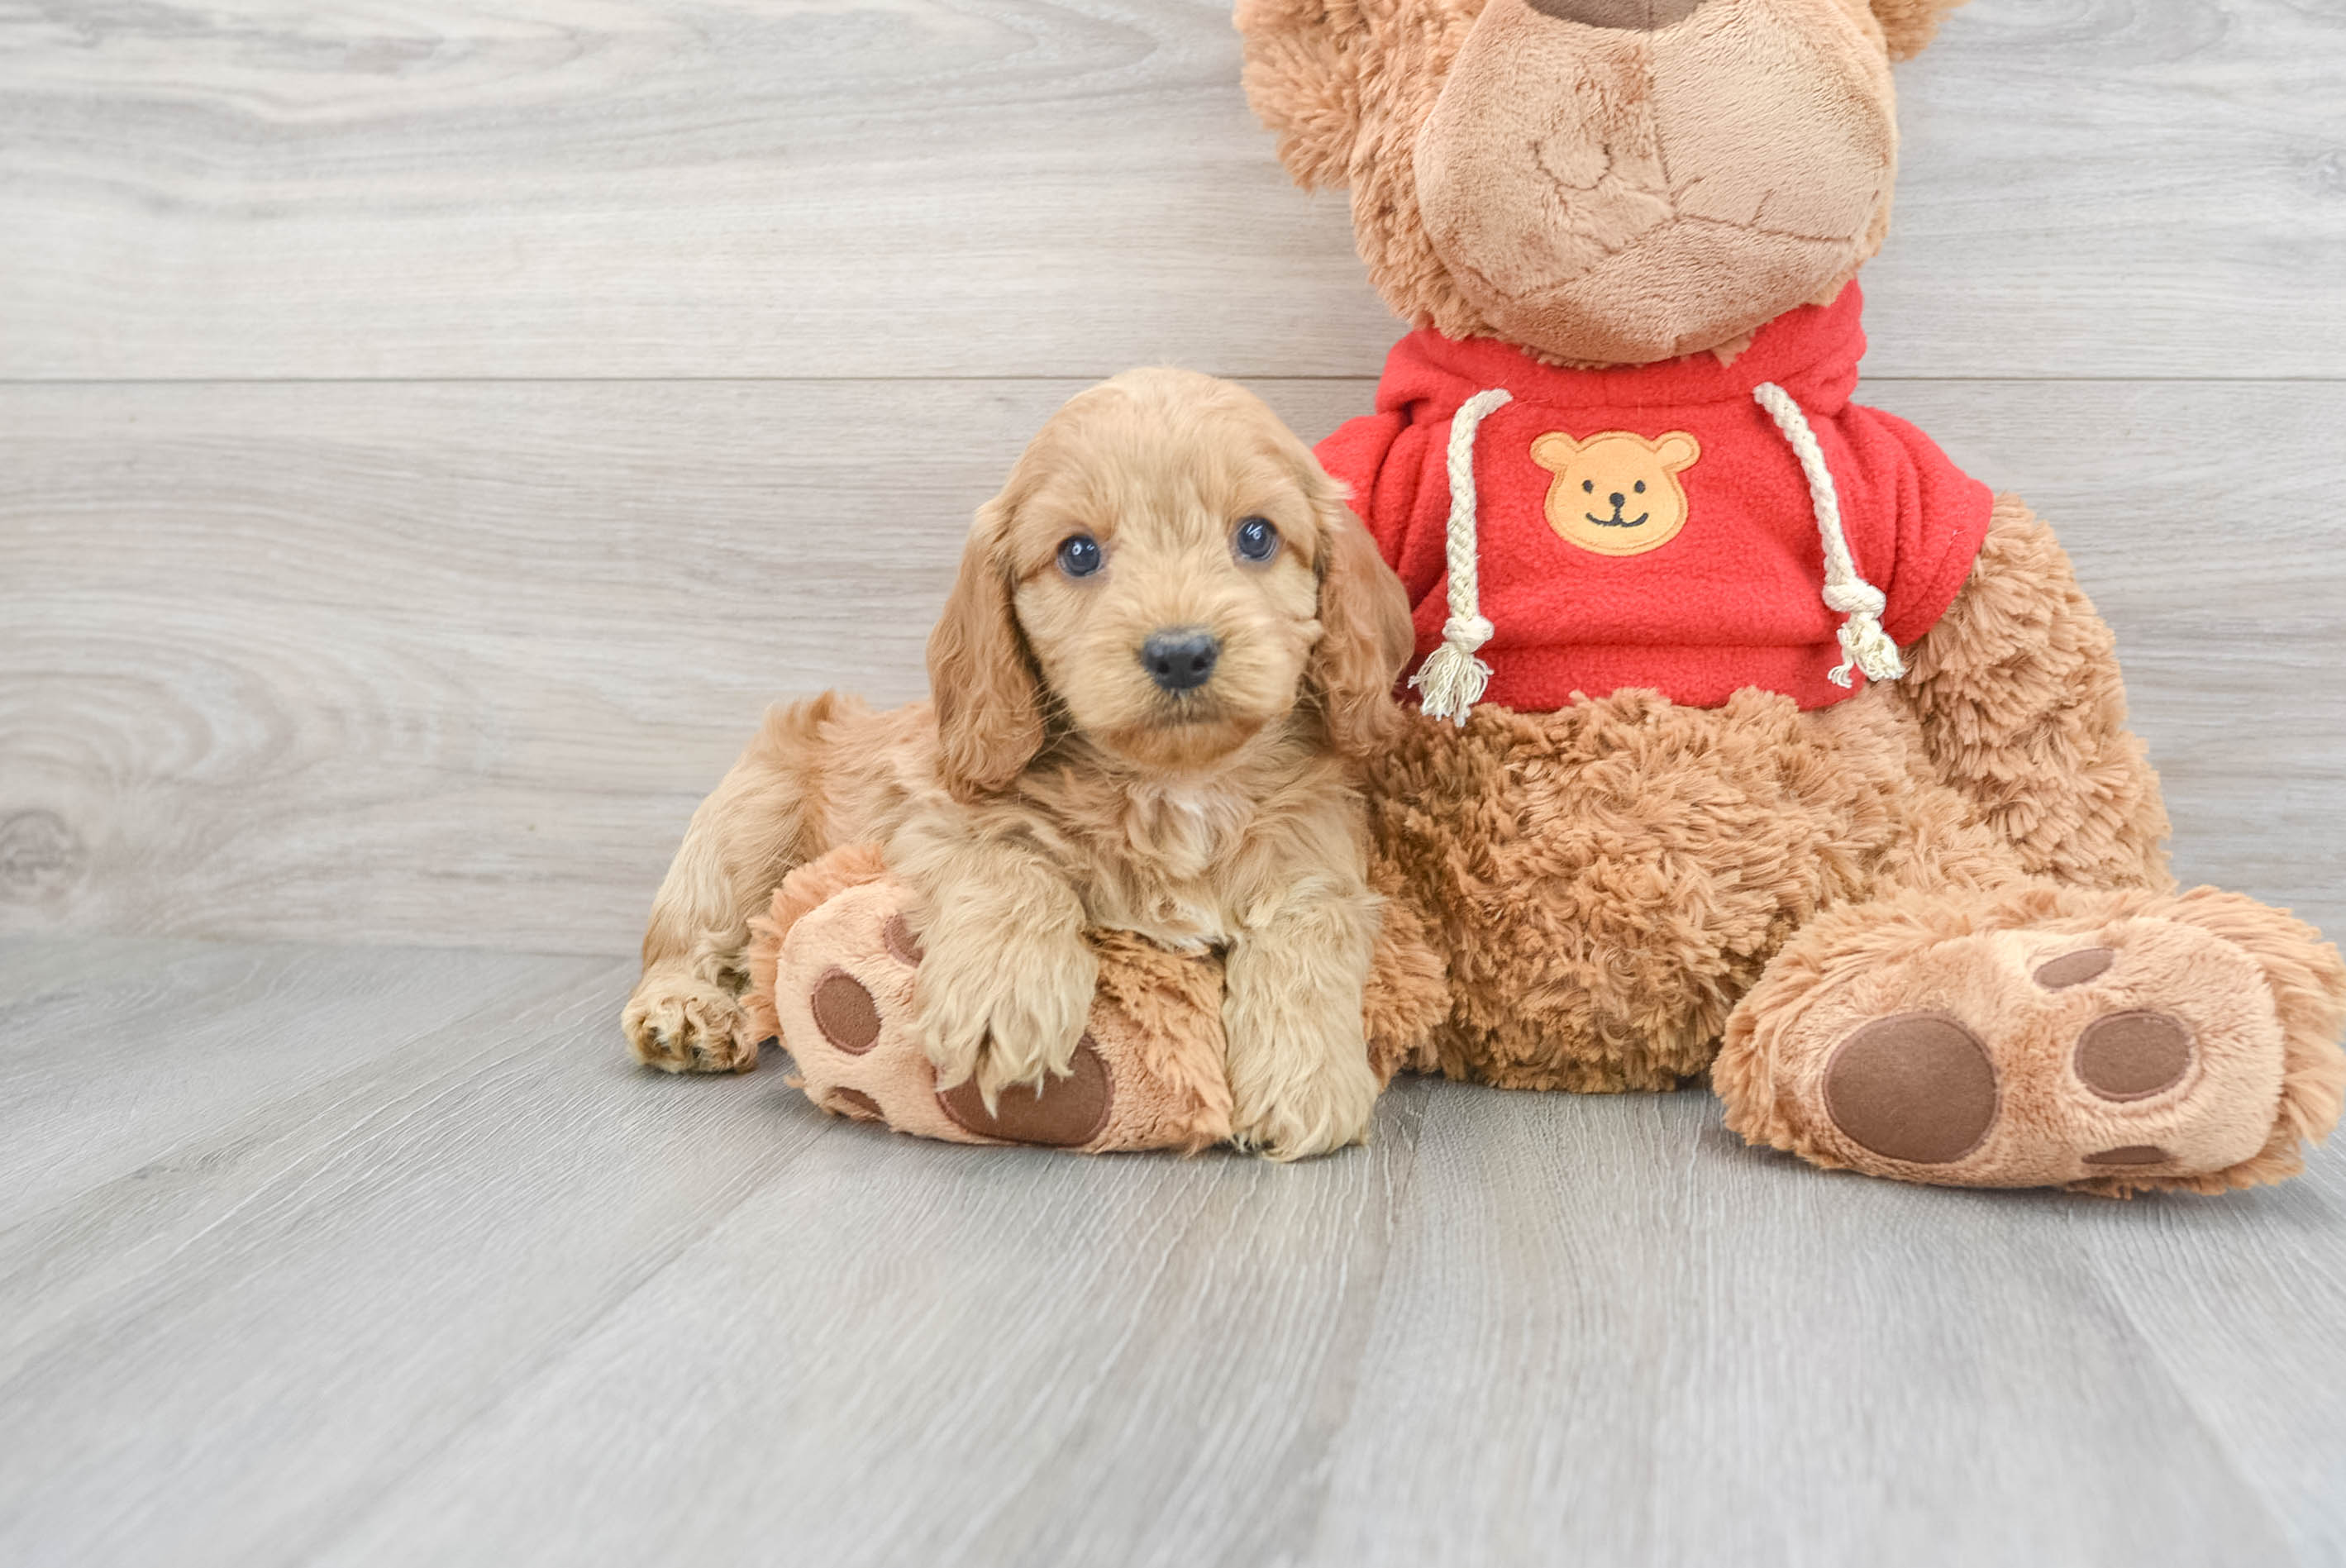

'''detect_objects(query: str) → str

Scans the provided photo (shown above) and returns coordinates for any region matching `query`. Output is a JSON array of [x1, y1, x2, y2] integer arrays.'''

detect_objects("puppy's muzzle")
[[1140, 628, 1220, 694]]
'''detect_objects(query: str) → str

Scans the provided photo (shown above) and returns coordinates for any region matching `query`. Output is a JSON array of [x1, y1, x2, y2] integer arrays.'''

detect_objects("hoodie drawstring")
[[1750, 381, 1905, 690], [1409, 387, 1514, 724]]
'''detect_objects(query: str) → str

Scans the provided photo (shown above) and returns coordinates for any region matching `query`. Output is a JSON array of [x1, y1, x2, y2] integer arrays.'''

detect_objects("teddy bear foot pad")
[[1724, 889, 2346, 1194], [1823, 1000, 2233, 1179]]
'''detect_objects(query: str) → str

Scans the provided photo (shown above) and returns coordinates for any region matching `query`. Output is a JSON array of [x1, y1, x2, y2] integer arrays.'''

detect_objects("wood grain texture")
[[2065, 1167, 2346, 1566], [2, 0, 2341, 381], [0, 939, 800, 1567], [4, 378, 2341, 955], [2, 937, 2341, 1566], [0, 936, 584, 1227], [1307, 1084, 2313, 1566]]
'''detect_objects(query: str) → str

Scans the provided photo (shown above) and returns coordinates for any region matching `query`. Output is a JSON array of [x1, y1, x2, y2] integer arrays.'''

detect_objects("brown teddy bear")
[[748, 0, 2345, 1194], [1235, 0, 2346, 1192]]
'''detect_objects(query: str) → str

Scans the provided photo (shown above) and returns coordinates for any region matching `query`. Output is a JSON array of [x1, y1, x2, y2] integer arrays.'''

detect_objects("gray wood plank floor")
[[2, 936, 2343, 1567], [5, 0, 2344, 1561]]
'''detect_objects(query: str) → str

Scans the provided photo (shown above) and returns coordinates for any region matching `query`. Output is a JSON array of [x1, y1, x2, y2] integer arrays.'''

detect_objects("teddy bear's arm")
[[1890, 493, 2172, 893]]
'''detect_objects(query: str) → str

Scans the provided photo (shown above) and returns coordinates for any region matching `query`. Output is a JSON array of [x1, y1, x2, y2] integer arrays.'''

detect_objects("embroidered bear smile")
[[1585, 508, 1650, 529]]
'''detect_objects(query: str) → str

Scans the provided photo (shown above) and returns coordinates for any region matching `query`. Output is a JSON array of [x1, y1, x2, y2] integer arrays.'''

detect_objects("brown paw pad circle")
[[937, 1037, 1113, 1149], [1823, 1012, 1999, 1165], [2083, 1145, 2169, 1167], [809, 969, 882, 1055], [882, 913, 925, 967], [2034, 946, 2114, 990], [2073, 1010, 2192, 1101], [824, 1088, 886, 1122]]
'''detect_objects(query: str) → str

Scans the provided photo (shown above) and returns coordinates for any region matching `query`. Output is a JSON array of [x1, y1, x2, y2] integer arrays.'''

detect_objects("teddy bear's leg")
[[1891, 494, 2173, 894], [1714, 494, 2346, 1192], [1363, 688, 1934, 1094], [746, 849, 1236, 1153], [1714, 883, 2346, 1193]]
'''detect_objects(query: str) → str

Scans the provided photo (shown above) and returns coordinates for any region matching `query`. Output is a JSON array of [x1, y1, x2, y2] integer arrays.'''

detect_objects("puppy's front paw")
[[1230, 1044, 1380, 1162], [624, 970, 759, 1074], [917, 932, 1097, 1107]]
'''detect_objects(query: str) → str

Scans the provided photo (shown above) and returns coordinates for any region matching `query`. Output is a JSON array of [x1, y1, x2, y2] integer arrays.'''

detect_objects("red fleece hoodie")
[[1316, 285, 1993, 713]]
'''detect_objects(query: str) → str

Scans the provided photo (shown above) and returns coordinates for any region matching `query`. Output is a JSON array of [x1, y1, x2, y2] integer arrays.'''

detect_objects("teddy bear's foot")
[[1716, 886, 2346, 1194], [745, 849, 1235, 1153]]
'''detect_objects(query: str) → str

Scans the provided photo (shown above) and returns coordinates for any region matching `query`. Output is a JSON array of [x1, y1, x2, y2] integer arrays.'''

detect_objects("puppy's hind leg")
[[626, 694, 856, 1072]]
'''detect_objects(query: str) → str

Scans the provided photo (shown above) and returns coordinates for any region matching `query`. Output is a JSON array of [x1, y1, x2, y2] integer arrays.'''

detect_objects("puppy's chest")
[[1075, 787, 1252, 953]]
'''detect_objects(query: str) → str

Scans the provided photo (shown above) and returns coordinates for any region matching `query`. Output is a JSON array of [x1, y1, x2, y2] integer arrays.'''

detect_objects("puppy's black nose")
[[1141, 629, 1219, 693]]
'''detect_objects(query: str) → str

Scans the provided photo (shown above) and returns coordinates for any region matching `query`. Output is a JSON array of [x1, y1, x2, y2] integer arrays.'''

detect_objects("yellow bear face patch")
[[1529, 429, 1703, 557]]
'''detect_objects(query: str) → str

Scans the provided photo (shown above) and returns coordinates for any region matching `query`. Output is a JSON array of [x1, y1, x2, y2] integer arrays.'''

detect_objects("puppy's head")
[[928, 369, 1413, 797]]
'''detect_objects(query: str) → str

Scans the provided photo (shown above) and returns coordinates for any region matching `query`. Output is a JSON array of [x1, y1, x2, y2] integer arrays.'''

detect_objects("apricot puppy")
[[623, 369, 1417, 1159]]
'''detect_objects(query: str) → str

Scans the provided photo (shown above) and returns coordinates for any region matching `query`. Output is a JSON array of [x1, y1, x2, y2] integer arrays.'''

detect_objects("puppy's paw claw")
[[1232, 1050, 1379, 1161], [624, 976, 760, 1074], [918, 939, 1095, 1106]]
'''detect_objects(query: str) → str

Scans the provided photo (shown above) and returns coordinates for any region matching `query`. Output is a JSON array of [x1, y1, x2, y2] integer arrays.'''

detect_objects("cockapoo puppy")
[[623, 368, 1417, 1158]]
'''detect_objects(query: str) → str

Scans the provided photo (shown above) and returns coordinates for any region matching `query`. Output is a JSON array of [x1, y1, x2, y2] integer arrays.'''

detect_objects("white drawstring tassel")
[[1411, 387, 1513, 724], [1752, 380, 1905, 689]]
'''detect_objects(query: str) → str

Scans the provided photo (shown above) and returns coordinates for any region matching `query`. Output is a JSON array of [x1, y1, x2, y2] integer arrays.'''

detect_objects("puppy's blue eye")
[[1056, 534, 1103, 578], [1234, 517, 1280, 562]]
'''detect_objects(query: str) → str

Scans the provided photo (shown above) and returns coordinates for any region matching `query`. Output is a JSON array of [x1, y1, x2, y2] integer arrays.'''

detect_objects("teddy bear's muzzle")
[[1412, 0, 1898, 364]]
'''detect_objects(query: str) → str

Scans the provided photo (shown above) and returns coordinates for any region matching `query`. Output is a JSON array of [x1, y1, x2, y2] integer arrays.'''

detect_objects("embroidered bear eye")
[[1233, 517, 1280, 562], [1635, 480, 1647, 493], [1583, 480, 1595, 493], [1057, 534, 1103, 578]]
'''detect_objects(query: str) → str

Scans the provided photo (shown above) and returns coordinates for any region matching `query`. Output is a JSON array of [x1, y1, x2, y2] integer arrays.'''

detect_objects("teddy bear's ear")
[[1870, 0, 1971, 60], [1235, 0, 1367, 190], [1654, 431, 1701, 471], [1530, 431, 1581, 471]]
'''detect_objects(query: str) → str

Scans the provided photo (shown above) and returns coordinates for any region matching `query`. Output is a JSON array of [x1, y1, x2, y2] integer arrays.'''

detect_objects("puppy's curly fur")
[[623, 369, 1417, 1159]]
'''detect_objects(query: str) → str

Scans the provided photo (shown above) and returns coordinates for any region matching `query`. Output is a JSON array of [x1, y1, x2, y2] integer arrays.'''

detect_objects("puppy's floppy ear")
[[1305, 469, 1415, 758], [928, 495, 1047, 800], [1869, 0, 1969, 60]]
